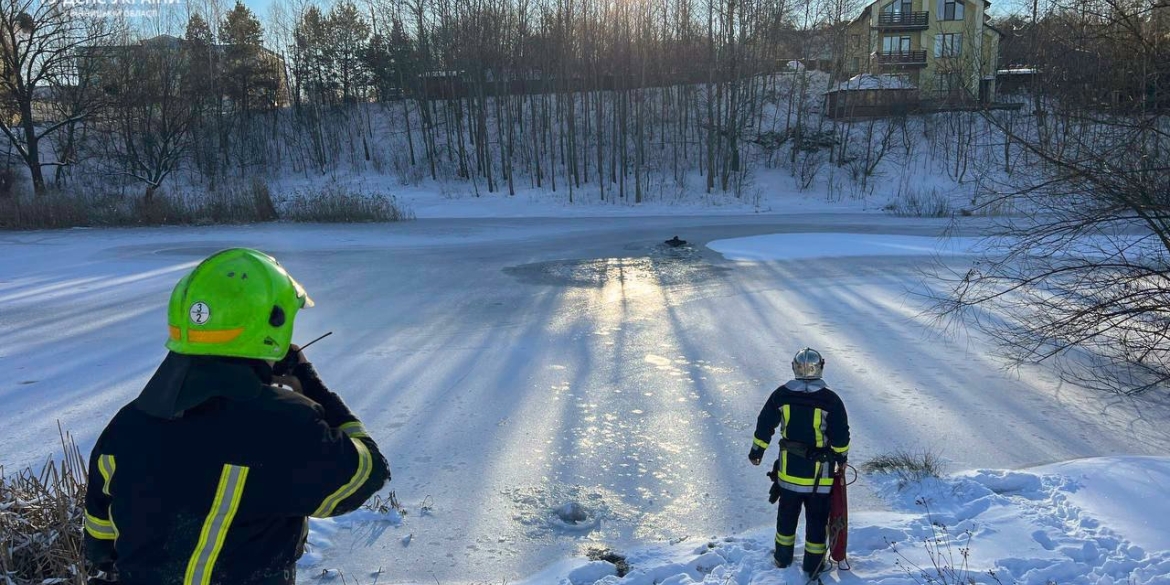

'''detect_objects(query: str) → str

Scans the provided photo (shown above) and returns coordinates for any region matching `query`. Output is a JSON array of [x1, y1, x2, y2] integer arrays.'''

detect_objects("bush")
[[0, 180, 411, 229], [960, 183, 1020, 217], [198, 180, 278, 224], [862, 448, 945, 488], [0, 431, 88, 585], [0, 165, 15, 200], [885, 186, 952, 218], [390, 151, 425, 187], [282, 184, 413, 223], [796, 150, 826, 191], [0, 185, 277, 228], [0, 190, 115, 229]]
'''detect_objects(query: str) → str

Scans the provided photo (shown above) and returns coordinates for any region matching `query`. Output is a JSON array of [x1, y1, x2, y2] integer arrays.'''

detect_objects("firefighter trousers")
[[774, 487, 831, 575]]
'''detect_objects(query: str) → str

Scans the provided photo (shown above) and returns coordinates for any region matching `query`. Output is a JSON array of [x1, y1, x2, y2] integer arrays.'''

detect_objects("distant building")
[[840, 0, 1002, 107], [784, 28, 839, 72], [995, 67, 1037, 95], [81, 34, 292, 110], [825, 74, 921, 118]]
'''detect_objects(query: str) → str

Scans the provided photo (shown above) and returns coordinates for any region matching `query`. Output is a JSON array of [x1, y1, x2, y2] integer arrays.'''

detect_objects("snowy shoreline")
[[304, 457, 1170, 585]]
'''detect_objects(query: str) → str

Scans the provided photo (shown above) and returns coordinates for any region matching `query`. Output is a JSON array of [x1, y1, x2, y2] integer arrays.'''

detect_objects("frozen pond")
[[3, 215, 1168, 583]]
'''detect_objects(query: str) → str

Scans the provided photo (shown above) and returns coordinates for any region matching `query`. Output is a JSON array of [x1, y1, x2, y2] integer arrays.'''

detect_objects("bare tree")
[[102, 35, 195, 203], [0, 1, 109, 195], [47, 16, 113, 188], [934, 0, 1170, 394]]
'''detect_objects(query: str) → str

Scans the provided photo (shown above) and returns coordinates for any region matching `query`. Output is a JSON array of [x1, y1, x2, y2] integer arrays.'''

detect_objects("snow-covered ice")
[[707, 232, 982, 261], [3, 213, 1169, 584]]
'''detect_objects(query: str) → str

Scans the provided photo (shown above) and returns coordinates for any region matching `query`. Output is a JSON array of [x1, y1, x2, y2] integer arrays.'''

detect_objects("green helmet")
[[166, 248, 314, 360]]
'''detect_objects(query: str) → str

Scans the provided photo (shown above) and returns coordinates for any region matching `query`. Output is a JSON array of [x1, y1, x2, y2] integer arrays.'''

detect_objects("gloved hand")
[[749, 445, 765, 466], [273, 344, 309, 377]]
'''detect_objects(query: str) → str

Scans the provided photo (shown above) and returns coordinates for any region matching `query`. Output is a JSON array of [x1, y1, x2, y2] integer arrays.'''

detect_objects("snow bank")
[[501, 457, 1170, 585], [707, 232, 981, 261], [1031, 457, 1170, 553], [299, 509, 403, 569]]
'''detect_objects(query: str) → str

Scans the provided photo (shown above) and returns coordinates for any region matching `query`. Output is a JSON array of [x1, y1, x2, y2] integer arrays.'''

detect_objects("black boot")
[[803, 550, 827, 578], [774, 544, 794, 568]]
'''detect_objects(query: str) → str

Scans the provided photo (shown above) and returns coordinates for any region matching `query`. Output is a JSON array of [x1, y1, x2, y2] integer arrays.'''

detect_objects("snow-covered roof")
[[831, 74, 917, 92]]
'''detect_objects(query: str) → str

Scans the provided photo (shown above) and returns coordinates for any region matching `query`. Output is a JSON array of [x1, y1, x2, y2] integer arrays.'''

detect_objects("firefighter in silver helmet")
[[749, 348, 851, 579]]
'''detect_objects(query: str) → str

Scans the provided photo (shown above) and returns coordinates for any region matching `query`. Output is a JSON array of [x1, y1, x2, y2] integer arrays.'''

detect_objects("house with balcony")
[[838, 0, 1002, 111]]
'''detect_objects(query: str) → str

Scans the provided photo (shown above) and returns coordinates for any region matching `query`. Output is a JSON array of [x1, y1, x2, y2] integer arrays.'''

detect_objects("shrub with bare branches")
[[281, 183, 414, 223], [933, 0, 1170, 395], [0, 430, 88, 585], [934, 113, 1170, 394]]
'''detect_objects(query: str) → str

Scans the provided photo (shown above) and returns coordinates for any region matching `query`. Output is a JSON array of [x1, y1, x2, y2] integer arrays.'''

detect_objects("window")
[[940, 72, 963, 95], [850, 34, 861, 49], [937, 0, 965, 20], [883, 35, 912, 53], [850, 57, 861, 72], [934, 33, 962, 57], [882, 0, 914, 13]]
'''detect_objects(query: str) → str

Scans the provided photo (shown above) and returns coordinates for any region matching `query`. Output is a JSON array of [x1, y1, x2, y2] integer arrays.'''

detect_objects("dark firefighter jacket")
[[749, 378, 850, 493], [84, 353, 391, 585]]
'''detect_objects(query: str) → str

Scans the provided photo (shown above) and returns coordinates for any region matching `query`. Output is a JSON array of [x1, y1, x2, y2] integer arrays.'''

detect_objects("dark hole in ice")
[[586, 547, 630, 577]]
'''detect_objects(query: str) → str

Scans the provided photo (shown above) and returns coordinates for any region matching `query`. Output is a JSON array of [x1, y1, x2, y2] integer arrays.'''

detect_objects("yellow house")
[[843, 0, 1002, 102]]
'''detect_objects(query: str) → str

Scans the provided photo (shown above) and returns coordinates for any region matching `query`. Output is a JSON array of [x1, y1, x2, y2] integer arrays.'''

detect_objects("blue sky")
[[239, 0, 277, 18]]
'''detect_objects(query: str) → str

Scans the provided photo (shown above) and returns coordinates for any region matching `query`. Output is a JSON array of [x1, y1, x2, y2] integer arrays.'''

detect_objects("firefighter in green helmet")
[[84, 248, 390, 585]]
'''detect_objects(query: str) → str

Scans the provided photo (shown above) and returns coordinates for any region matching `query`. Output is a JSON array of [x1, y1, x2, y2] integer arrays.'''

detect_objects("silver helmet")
[[791, 347, 825, 380]]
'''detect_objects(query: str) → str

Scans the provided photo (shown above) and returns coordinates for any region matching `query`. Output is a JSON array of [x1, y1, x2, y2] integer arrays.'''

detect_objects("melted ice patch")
[[504, 256, 728, 288]]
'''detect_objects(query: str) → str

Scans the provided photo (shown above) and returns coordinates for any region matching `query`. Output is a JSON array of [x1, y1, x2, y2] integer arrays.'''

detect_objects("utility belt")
[[765, 440, 842, 504], [777, 438, 839, 463]]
